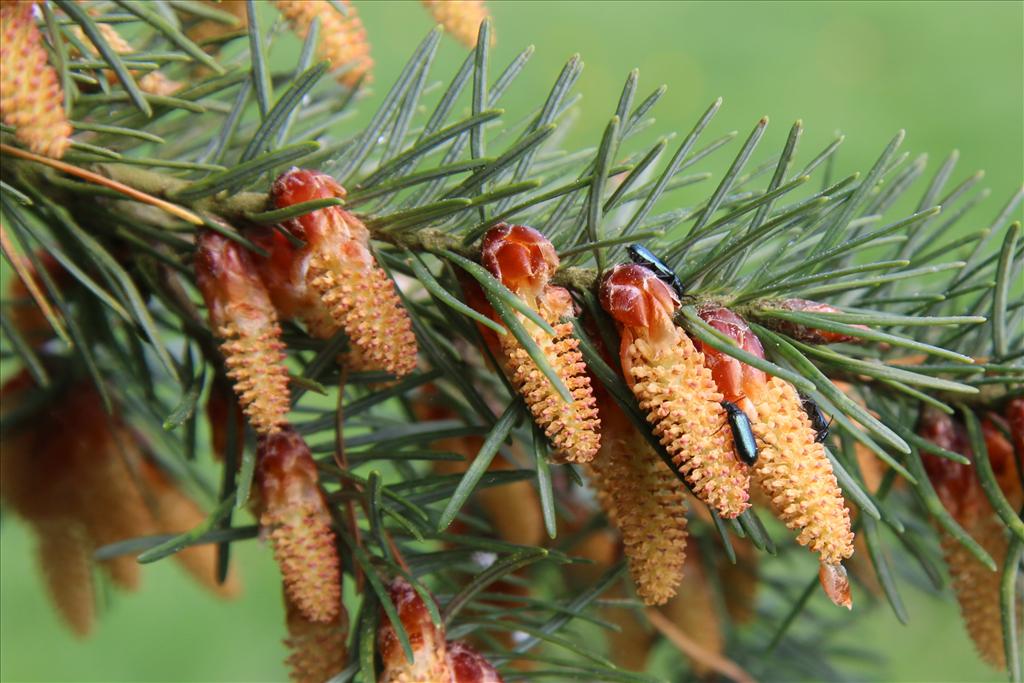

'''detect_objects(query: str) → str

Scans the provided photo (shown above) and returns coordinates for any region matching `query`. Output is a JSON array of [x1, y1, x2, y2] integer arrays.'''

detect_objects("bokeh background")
[[1, 1, 1022, 681]]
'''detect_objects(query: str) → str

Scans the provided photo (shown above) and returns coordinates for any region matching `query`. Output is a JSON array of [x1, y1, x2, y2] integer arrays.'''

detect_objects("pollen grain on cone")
[[0, 2, 72, 158]]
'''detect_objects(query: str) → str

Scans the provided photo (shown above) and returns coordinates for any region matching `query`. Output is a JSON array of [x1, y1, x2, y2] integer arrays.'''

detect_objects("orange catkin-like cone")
[[275, 0, 371, 87], [256, 427, 341, 623], [0, 373, 157, 634], [72, 20, 178, 95], [422, 0, 494, 47], [138, 460, 240, 598], [33, 520, 96, 637], [941, 515, 1011, 670], [0, 1, 72, 157], [588, 389, 688, 605], [378, 577, 451, 683], [599, 264, 749, 518], [268, 168, 417, 377], [412, 386, 544, 547], [660, 539, 724, 677], [196, 230, 291, 435], [283, 592, 348, 683], [474, 224, 601, 463], [920, 408, 1019, 670], [755, 378, 854, 591]]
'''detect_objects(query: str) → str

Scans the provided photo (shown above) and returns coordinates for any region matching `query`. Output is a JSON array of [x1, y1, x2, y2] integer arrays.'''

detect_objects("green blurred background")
[[1, 1, 1021, 681]]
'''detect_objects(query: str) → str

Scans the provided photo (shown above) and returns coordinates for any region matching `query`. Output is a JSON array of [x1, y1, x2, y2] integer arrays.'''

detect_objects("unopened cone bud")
[[600, 264, 749, 517], [276, 1, 372, 86], [762, 298, 867, 344], [378, 577, 450, 682], [422, 0, 494, 47], [476, 224, 600, 463], [0, 2, 72, 157], [446, 640, 504, 683], [256, 428, 341, 623], [196, 230, 291, 435], [269, 169, 418, 377]]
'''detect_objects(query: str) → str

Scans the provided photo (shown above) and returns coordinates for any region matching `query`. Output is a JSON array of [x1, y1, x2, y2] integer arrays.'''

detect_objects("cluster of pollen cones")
[[596, 261, 854, 608], [194, 168, 419, 439], [0, 370, 239, 638], [0, 1, 492, 160]]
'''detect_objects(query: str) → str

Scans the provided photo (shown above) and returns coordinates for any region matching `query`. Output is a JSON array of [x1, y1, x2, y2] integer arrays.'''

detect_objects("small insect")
[[800, 393, 831, 443], [721, 400, 759, 466], [627, 244, 685, 298]]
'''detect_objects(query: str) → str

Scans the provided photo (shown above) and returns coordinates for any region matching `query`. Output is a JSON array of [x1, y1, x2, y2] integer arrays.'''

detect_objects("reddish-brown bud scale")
[[918, 408, 976, 519], [256, 428, 341, 623], [480, 224, 559, 299], [600, 264, 750, 517], [475, 224, 601, 464], [694, 304, 768, 417], [422, 0, 495, 47], [276, 1, 372, 86], [446, 640, 504, 683], [0, 1, 72, 157], [268, 168, 418, 378], [1007, 398, 1024, 458], [762, 298, 866, 344], [196, 230, 291, 435], [981, 415, 1023, 509], [206, 375, 246, 464], [283, 592, 348, 683], [378, 578, 450, 682]]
